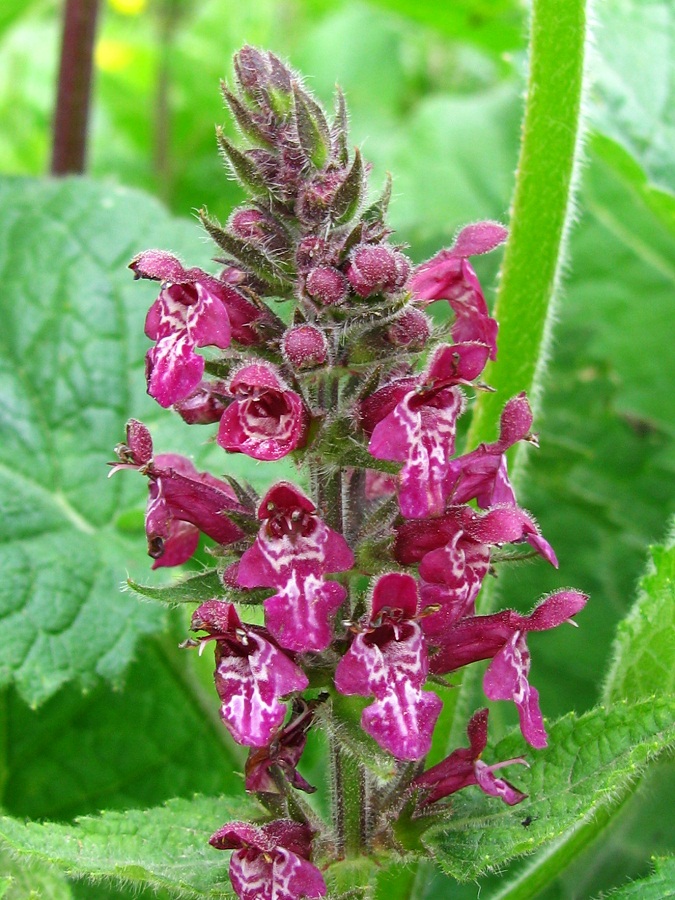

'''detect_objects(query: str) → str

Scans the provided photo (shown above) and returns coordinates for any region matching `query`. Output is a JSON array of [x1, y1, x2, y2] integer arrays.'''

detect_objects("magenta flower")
[[445, 393, 557, 564], [210, 819, 326, 900], [414, 708, 527, 806], [410, 221, 507, 360], [245, 697, 318, 794], [110, 420, 245, 568], [424, 590, 588, 748], [131, 250, 254, 408], [191, 601, 308, 748], [334, 573, 442, 760], [217, 363, 309, 461], [237, 483, 354, 653], [363, 342, 490, 518], [396, 505, 557, 624]]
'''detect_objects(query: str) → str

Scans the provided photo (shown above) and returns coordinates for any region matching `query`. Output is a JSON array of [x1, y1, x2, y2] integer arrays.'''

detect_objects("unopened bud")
[[345, 244, 399, 297], [283, 325, 328, 369], [305, 267, 348, 306], [229, 208, 268, 241], [387, 307, 431, 349]]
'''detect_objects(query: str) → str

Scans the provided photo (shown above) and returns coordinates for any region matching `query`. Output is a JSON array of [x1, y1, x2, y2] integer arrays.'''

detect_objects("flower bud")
[[305, 266, 348, 306], [229, 208, 268, 242], [345, 243, 399, 297], [283, 325, 328, 369], [387, 307, 431, 349]]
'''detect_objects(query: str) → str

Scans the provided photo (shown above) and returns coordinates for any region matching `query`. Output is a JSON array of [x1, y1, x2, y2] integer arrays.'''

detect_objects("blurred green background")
[[0, 0, 673, 896]]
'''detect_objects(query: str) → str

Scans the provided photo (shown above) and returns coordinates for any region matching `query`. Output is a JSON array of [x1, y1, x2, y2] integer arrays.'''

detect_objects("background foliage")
[[0, 0, 673, 897]]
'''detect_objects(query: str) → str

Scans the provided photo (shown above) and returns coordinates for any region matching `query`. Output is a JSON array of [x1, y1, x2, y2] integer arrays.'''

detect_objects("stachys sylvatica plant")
[[110, 47, 586, 900]]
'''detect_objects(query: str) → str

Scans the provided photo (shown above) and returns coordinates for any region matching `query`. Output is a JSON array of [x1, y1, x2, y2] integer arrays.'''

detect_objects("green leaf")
[[0, 176, 217, 705], [0, 795, 264, 896], [0, 846, 73, 900], [127, 570, 227, 606], [293, 84, 331, 170], [423, 697, 675, 882], [2, 636, 245, 822], [591, 0, 675, 196], [604, 522, 675, 704], [601, 856, 675, 899]]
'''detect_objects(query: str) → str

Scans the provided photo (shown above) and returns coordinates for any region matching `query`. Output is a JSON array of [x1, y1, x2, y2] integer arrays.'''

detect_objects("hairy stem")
[[464, 0, 587, 488], [51, 0, 101, 175]]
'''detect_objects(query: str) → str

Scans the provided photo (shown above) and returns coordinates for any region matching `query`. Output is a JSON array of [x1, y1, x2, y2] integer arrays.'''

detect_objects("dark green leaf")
[[3, 637, 245, 822]]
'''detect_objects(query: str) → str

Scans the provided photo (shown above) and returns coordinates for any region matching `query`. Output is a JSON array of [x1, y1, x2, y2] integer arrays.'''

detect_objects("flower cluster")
[[113, 47, 587, 900]]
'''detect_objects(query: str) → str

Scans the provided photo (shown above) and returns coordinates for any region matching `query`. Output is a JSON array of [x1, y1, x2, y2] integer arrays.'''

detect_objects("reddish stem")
[[51, 0, 101, 175]]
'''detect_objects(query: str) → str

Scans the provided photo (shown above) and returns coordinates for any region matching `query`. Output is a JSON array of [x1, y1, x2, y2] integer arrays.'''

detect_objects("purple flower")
[[217, 363, 309, 461], [334, 573, 442, 760], [237, 483, 354, 653], [131, 250, 262, 408], [110, 420, 245, 568], [445, 393, 557, 565], [414, 708, 527, 806], [245, 697, 318, 794], [190, 601, 308, 748], [363, 342, 490, 518], [210, 819, 326, 900], [424, 590, 588, 748], [396, 505, 557, 624], [410, 221, 507, 360]]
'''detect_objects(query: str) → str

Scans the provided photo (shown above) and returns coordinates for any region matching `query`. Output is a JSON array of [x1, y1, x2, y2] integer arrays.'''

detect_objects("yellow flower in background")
[[95, 38, 135, 73], [108, 0, 147, 15]]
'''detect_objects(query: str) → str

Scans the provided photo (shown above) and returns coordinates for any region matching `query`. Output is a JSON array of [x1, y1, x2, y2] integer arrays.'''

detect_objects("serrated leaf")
[[603, 522, 675, 704], [0, 795, 264, 897], [0, 176, 224, 705], [422, 697, 675, 882], [601, 855, 675, 899]]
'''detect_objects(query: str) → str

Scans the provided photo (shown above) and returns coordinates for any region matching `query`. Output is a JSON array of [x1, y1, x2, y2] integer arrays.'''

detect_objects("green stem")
[[331, 735, 365, 857], [464, 0, 587, 490]]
